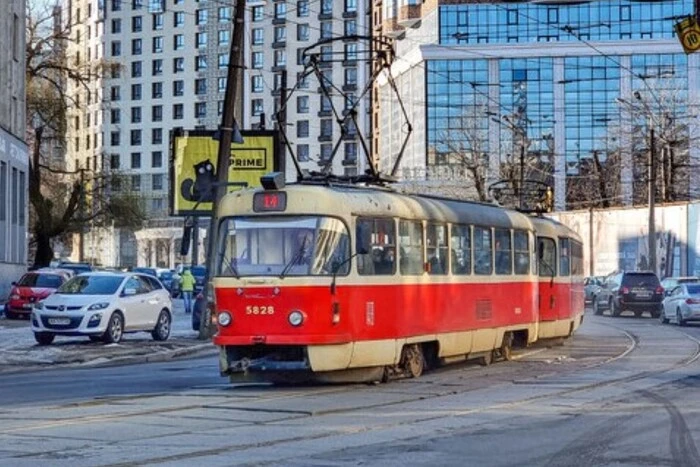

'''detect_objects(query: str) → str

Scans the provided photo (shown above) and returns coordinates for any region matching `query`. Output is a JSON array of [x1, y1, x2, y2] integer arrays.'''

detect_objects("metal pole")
[[200, 0, 246, 339], [648, 125, 657, 274], [79, 168, 85, 262], [191, 216, 199, 265], [519, 143, 525, 210]]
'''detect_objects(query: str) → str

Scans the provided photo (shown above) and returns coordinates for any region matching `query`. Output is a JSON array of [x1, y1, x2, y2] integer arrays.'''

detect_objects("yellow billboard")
[[169, 129, 279, 216]]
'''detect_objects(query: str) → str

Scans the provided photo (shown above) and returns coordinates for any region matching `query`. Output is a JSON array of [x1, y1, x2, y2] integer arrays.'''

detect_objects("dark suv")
[[593, 271, 663, 318]]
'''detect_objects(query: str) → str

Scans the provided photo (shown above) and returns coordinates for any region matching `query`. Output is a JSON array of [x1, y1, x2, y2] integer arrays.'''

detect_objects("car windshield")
[[160, 271, 173, 280], [133, 268, 157, 277], [57, 275, 123, 295], [18, 273, 63, 288], [623, 274, 660, 287], [217, 216, 350, 277], [687, 285, 700, 295]]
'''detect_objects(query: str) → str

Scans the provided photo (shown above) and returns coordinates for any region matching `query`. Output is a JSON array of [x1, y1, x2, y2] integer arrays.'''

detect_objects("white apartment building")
[[63, 0, 371, 268]]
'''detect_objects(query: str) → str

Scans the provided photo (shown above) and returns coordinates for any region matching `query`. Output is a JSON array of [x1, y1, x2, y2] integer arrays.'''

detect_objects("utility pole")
[[648, 125, 657, 274], [200, 0, 246, 339], [518, 143, 525, 210], [78, 168, 86, 263]]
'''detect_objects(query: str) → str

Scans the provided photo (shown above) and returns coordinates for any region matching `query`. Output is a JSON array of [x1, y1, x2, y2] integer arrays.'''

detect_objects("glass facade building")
[[380, 0, 700, 209]]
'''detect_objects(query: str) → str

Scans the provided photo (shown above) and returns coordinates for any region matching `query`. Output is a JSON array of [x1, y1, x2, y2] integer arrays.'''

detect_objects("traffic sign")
[[675, 16, 700, 54]]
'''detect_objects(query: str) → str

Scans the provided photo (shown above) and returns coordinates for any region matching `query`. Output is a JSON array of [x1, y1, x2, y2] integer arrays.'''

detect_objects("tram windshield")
[[217, 216, 350, 277]]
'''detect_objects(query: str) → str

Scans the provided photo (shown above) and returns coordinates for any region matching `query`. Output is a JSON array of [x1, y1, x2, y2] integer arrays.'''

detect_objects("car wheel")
[[610, 300, 620, 317], [593, 298, 603, 315], [34, 332, 55, 345], [660, 309, 669, 324], [102, 312, 124, 343], [151, 309, 171, 341], [677, 308, 686, 327], [651, 306, 661, 319]]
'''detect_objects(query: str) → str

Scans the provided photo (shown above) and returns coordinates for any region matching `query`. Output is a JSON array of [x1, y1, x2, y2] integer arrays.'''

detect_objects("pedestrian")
[[180, 267, 196, 314]]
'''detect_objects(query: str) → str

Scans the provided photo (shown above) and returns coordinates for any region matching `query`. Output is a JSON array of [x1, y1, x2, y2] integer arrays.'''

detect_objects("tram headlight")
[[218, 311, 232, 327], [288, 310, 304, 327]]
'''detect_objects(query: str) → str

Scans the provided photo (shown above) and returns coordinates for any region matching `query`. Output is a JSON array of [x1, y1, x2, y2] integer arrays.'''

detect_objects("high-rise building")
[[63, 0, 372, 267], [0, 0, 29, 298], [377, 0, 700, 209]]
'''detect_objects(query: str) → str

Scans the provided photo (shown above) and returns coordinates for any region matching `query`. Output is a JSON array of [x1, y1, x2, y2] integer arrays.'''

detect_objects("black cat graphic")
[[181, 159, 216, 203]]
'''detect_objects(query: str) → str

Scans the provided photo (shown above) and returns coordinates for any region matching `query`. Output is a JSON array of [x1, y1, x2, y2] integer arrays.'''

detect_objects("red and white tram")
[[211, 178, 584, 383]]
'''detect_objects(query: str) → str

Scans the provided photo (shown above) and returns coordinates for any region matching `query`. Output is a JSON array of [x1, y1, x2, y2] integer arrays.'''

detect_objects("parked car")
[[31, 272, 172, 345], [660, 283, 700, 325], [190, 265, 207, 294], [660, 276, 699, 296], [132, 267, 158, 277], [156, 269, 176, 295], [57, 262, 93, 275], [593, 271, 663, 318], [584, 276, 604, 304], [5, 268, 73, 319], [169, 270, 181, 298]]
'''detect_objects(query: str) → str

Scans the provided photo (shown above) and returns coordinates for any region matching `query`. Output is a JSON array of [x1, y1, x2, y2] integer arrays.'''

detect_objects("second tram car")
[[211, 179, 584, 383]]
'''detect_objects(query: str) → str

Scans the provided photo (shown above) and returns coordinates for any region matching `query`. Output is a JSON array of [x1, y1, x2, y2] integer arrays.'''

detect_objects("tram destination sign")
[[169, 129, 279, 216]]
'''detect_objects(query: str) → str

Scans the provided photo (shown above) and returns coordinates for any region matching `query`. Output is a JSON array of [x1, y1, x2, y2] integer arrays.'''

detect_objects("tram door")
[[537, 237, 558, 322]]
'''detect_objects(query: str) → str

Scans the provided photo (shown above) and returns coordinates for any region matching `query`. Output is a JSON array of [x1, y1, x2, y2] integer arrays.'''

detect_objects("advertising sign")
[[169, 129, 279, 216]]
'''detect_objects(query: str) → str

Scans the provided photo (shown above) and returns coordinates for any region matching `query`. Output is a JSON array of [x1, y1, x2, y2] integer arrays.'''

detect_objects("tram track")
[[4, 316, 700, 466]]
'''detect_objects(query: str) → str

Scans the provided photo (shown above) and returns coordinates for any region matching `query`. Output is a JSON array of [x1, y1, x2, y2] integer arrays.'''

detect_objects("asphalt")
[[0, 300, 218, 374]]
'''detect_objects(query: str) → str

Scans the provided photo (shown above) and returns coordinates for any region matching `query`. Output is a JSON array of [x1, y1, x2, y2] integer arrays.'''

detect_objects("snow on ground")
[[0, 299, 211, 370]]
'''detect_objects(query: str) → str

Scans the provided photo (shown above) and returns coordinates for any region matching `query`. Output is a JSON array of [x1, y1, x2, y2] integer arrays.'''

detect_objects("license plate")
[[48, 318, 71, 325], [22, 304, 33, 309]]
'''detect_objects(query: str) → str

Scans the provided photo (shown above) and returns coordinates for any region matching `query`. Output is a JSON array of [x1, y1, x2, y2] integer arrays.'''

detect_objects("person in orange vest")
[[179, 267, 196, 314]]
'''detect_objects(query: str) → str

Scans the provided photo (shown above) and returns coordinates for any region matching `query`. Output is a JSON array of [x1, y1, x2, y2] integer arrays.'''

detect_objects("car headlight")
[[34, 302, 44, 310], [88, 302, 110, 311], [288, 310, 304, 327], [218, 311, 232, 327], [89, 313, 102, 322]]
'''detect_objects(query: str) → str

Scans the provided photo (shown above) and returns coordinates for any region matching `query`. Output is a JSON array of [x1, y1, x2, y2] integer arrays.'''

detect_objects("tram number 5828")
[[246, 305, 275, 315]]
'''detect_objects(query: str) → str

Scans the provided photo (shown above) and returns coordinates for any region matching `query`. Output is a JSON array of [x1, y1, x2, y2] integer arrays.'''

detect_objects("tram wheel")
[[479, 350, 494, 367], [498, 332, 513, 361], [400, 344, 425, 378]]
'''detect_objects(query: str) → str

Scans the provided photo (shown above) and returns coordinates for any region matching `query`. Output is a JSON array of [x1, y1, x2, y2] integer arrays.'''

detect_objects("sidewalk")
[[0, 299, 217, 373]]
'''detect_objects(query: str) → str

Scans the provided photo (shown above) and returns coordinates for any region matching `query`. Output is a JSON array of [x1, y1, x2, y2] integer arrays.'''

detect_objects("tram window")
[[559, 237, 571, 276], [356, 217, 396, 276], [494, 229, 512, 275], [426, 223, 447, 275], [450, 224, 471, 275], [513, 230, 530, 274], [399, 220, 424, 275], [473, 226, 492, 275], [538, 237, 557, 277], [571, 240, 583, 276]]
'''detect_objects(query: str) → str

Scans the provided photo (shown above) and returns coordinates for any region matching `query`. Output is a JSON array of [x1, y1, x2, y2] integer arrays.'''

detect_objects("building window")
[[345, 67, 357, 86], [153, 13, 163, 30], [252, 51, 263, 69], [152, 82, 163, 99], [196, 9, 208, 25], [174, 34, 184, 50], [344, 142, 357, 163], [297, 24, 309, 41], [298, 0, 309, 17], [252, 6, 264, 21], [152, 174, 163, 191], [345, 43, 357, 61], [218, 7, 232, 21], [131, 175, 141, 192], [297, 144, 309, 161], [110, 131, 120, 146], [297, 120, 309, 138], [152, 128, 162, 144], [130, 130, 142, 146], [132, 0, 143, 9], [110, 108, 120, 123], [111, 41, 121, 56], [321, 45, 332, 63], [251, 75, 263, 93], [196, 55, 207, 71], [174, 11, 184, 27], [173, 57, 184, 72], [196, 32, 207, 48], [297, 96, 309, 113], [111, 18, 121, 33], [321, 95, 332, 112], [195, 102, 207, 118], [274, 50, 286, 67], [152, 36, 163, 53], [345, 19, 356, 36], [152, 105, 163, 122], [218, 29, 230, 46], [173, 103, 184, 119], [152, 59, 163, 75], [297, 72, 309, 89], [110, 86, 120, 101], [218, 100, 224, 116], [152, 151, 163, 168], [320, 143, 332, 161], [345, 0, 357, 13], [132, 38, 142, 55], [131, 107, 142, 123], [131, 152, 141, 169], [218, 77, 226, 92], [321, 22, 333, 39], [195, 78, 207, 95], [252, 99, 264, 116], [252, 28, 264, 45], [131, 84, 142, 100], [111, 0, 121, 11], [218, 53, 229, 68], [321, 0, 332, 15], [131, 16, 142, 32], [110, 154, 120, 169], [274, 3, 287, 19], [321, 119, 333, 138], [173, 80, 184, 96], [131, 61, 142, 78], [274, 26, 286, 43]]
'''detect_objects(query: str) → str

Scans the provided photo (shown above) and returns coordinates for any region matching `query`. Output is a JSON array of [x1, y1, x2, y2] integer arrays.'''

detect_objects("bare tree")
[[26, 3, 145, 267]]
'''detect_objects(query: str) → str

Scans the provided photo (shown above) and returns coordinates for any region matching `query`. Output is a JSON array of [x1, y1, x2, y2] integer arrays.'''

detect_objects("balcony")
[[398, 4, 422, 28], [383, 18, 405, 39]]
